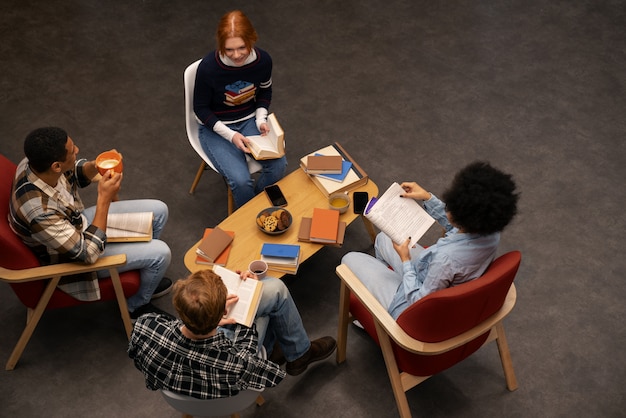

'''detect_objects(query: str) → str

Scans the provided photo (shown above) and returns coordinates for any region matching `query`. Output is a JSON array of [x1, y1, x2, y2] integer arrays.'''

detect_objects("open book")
[[247, 113, 285, 160], [364, 182, 436, 248], [213, 266, 264, 327], [106, 212, 153, 242]]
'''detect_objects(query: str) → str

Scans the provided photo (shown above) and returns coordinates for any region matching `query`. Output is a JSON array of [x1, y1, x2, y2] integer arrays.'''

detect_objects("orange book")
[[195, 228, 235, 266], [309, 208, 340, 244]]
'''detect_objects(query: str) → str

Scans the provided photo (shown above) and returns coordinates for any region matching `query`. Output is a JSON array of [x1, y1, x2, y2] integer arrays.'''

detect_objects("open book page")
[[364, 182, 435, 248], [213, 266, 263, 327], [247, 113, 284, 159], [106, 212, 153, 242]]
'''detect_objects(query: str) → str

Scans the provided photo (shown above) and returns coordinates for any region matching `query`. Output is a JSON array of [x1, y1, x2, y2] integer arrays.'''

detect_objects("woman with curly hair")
[[342, 161, 519, 319]]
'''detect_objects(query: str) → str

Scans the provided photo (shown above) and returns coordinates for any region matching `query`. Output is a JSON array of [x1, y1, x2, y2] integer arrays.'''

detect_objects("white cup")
[[248, 260, 268, 279]]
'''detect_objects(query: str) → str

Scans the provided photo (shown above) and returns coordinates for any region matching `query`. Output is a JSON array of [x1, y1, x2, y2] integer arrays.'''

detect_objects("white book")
[[364, 182, 436, 248], [106, 212, 153, 242], [212, 266, 264, 328]]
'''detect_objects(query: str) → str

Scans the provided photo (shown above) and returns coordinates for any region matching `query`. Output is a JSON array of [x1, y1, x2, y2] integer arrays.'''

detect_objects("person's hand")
[[258, 122, 270, 136], [236, 269, 259, 281], [97, 170, 122, 203], [392, 237, 412, 262], [399, 182, 431, 201], [231, 133, 251, 153], [218, 294, 239, 326]]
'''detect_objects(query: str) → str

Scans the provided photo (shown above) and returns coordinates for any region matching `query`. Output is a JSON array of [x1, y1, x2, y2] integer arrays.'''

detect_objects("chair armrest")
[[335, 263, 517, 356], [0, 254, 127, 283]]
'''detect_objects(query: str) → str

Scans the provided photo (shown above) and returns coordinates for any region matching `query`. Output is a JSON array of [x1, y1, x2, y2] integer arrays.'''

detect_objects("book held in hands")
[[106, 212, 153, 242], [364, 182, 436, 248], [246, 113, 285, 160], [213, 265, 263, 327]]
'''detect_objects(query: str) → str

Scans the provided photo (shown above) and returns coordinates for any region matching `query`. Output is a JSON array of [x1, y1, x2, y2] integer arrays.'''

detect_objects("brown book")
[[298, 217, 346, 247], [299, 142, 369, 197], [195, 228, 235, 266], [305, 155, 343, 174], [195, 227, 234, 264]]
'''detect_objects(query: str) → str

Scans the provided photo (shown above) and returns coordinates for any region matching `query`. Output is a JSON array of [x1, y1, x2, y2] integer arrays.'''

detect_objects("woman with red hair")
[[194, 10, 286, 208]]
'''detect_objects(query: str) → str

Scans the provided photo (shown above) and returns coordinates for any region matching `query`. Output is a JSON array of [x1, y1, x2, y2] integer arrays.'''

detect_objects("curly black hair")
[[442, 161, 519, 235], [24, 127, 69, 173]]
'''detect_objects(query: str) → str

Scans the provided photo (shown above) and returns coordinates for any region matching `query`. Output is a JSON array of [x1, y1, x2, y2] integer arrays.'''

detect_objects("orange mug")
[[96, 150, 123, 176]]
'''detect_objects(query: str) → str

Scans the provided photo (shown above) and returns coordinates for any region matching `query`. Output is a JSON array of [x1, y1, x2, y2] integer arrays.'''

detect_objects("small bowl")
[[256, 207, 292, 235], [329, 192, 350, 214], [96, 150, 123, 176]]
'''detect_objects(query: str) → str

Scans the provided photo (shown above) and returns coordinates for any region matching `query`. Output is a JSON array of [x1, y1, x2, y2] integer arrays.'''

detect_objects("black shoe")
[[130, 302, 175, 321], [151, 277, 173, 299], [286, 336, 336, 376]]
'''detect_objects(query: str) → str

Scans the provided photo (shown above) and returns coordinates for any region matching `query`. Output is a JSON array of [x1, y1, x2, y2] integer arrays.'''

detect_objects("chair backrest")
[[0, 154, 41, 271], [396, 251, 522, 343], [184, 60, 261, 174]]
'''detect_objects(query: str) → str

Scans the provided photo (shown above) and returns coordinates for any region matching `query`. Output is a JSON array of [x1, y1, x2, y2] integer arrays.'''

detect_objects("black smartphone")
[[264, 184, 287, 207], [353, 191, 369, 214]]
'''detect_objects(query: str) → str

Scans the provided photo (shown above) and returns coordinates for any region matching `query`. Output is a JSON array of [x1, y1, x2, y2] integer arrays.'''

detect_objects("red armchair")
[[335, 251, 521, 418], [0, 153, 140, 370]]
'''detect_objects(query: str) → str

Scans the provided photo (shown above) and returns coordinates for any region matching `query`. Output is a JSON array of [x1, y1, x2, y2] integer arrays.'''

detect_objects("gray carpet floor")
[[1, 1, 625, 417]]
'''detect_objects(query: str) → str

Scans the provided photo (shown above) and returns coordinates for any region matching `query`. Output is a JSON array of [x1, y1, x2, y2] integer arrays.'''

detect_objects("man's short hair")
[[24, 127, 69, 173], [442, 161, 519, 235], [172, 270, 227, 335]]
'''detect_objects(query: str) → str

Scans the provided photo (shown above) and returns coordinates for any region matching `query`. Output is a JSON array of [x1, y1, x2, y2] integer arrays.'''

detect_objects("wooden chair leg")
[[336, 281, 351, 364], [6, 276, 62, 370], [375, 321, 412, 418], [189, 161, 206, 194], [255, 395, 265, 406], [227, 187, 235, 215], [109, 268, 133, 339], [361, 216, 377, 244], [495, 321, 518, 391]]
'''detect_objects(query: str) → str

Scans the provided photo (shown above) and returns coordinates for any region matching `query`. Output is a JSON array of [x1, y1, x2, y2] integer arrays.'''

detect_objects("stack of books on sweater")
[[298, 208, 346, 247], [260, 243, 301, 274]]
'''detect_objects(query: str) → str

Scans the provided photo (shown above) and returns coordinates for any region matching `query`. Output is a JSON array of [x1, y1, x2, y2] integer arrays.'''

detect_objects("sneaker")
[[151, 277, 173, 299], [268, 341, 286, 366], [129, 302, 176, 321], [286, 336, 336, 376]]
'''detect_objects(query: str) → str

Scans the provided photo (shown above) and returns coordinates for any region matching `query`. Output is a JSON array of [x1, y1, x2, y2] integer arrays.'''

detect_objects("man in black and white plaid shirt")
[[129, 269, 336, 398]]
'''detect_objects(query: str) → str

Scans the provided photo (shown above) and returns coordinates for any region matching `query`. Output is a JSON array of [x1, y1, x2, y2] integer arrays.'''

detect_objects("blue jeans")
[[220, 277, 310, 361], [83, 199, 171, 312], [341, 233, 424, 311], [199, 118, 287, 208]]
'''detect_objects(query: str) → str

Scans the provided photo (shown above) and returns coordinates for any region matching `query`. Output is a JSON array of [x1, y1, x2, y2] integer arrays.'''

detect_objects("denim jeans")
[[199, 118, 287, 208], [219, 277, 310, 362], [341, 233, 424, 311], [83, 199, 171, 312]]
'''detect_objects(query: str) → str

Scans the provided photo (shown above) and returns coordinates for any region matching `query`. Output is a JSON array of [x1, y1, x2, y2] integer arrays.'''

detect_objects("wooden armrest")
[[0, 254, 127, 283], [335, 263, 517, 356]]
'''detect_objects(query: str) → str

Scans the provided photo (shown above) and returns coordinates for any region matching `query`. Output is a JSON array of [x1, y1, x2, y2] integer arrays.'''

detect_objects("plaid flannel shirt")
[[128, 314, 286, 399], [9, 157, 106, 301]]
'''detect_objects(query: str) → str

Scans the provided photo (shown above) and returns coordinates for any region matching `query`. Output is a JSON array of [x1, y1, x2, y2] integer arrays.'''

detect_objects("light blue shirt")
[[387, 194, 500, 319]]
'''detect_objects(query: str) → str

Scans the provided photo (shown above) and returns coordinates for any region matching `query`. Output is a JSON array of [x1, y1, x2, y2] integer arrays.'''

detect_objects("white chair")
[[160, 346, 267, 418], [185, 59, 262, 215]]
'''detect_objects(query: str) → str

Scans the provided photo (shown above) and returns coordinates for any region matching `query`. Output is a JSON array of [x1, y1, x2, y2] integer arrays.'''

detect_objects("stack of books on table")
[[299, 142, 369, 197], [260, 243, 301, 274], [195, 227, 235, 266], [298, 208, 346, 247]]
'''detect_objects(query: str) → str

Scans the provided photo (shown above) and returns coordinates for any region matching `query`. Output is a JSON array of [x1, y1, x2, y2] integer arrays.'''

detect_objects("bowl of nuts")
[[256, 207, 292, 235]]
